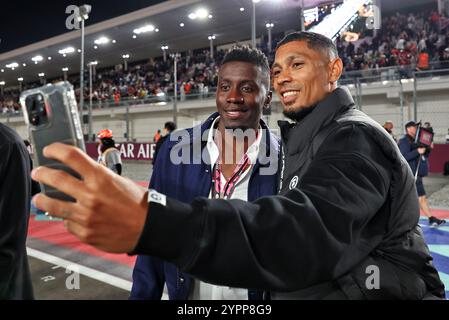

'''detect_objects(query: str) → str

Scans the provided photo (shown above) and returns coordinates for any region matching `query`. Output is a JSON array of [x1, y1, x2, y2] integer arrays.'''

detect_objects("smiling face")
[[216, 61, 271, 130], [271, 40, 342, 118]]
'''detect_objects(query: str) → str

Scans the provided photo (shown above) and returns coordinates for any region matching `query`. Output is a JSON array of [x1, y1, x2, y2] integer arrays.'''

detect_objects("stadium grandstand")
[[0, 0, 449, 302]]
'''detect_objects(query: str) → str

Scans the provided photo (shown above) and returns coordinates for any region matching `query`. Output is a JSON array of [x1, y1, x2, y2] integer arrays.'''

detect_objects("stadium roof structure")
[[0, 0, 435, 87], [0, 0, 334, 86]]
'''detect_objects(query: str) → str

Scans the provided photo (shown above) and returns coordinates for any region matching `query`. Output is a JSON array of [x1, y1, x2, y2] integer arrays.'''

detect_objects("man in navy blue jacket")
[[130, 46, 279, 300], [398, 120, 446, 227]]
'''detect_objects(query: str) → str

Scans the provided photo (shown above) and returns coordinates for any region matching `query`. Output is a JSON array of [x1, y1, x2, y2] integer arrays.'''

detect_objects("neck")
[[216, 119, 258, 165]]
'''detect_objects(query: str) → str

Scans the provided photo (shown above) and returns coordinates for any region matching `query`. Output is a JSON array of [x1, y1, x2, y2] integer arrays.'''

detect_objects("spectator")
[[398, 121, 446, 228], [417, 50, 430, 71], [153, 129, 161, 143], [97, 129, 122, 175], [152, 121, 176, 164], [382, 120, 396, 141]]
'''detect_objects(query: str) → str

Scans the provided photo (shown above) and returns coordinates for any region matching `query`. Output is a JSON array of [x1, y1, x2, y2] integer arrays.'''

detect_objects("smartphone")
[[20, 81, 85, 202]]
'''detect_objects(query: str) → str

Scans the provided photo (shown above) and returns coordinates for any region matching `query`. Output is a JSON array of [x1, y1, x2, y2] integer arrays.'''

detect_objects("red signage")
[[86, 143, 155, 161]]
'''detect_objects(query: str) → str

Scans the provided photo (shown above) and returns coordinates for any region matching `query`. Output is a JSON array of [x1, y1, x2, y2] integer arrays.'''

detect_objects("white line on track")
[[27, 247, 169, 299], [27, 247, 132, 292]]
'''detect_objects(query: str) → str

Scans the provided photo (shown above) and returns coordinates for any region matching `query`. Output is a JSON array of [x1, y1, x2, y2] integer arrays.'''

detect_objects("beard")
[[283, 105, 316, 122]]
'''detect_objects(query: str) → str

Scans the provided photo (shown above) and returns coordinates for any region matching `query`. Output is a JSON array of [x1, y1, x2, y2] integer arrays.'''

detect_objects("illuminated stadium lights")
[[94, 36, 110, 45], [161, 46, 168, 62], [180, 23, 185, 27], [18, 77, 23, 81], [6, 62, 19, 70], [94, 46, 98, 49], [188, 8, 209, 20], [88, 61, 98, 66], [0, 81, 5, 85], [155, 28, 159, 32], [48, 57, 52, 60], [266, 23, 274, 52], [77, 4, 91, 21], [0, 69, 4, 72], [62, 67, 69, 81], [208, 35, 216, 59], [32, 55, 43, 64], [78, 49, 82, 53], [240, 7, 245, 12], [38, 73, 45, 77], [133, 24, 156, 34], [208, 15, 213, 19], [122, 54, 130, 71], [58, 47, 75, 55], [112, 39, 117, 43], [133, 35, 137, 39], [23, 63, 27, 67]]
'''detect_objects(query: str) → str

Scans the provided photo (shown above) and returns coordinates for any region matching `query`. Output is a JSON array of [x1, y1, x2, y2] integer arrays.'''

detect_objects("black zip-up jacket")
[[0, 123, 34, 299], [132, 87, 445, 299]]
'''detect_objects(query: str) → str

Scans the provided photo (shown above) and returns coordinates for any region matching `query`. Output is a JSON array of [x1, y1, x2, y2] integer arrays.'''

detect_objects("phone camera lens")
[[26, 94, 47, 126]]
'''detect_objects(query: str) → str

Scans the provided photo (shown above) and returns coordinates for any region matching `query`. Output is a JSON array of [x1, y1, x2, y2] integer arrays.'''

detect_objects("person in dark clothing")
[[32, 32, 445, 299], [0, 124, 34, 299], [152, 121, 176, 164], [398, 121, 446, 227]]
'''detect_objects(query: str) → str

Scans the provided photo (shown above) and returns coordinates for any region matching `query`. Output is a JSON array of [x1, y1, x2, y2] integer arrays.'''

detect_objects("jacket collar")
[[278, 86, 355, 155], [173, 112, 279, 168]]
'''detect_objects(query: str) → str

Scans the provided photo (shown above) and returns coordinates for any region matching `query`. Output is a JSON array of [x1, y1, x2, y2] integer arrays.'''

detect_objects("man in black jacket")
[[32, 32, 445, 299], [0, 123, 34, 299]]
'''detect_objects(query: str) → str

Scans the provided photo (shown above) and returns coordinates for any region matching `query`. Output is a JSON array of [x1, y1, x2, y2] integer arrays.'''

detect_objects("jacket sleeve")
[[130, 141, 170, 299], [0, 141, 31, 299], [398, 137, 419, 161], [132, 126, 392, 292]]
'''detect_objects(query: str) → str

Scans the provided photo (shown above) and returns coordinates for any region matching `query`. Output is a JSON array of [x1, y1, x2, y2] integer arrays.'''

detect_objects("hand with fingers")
[[32, 143, 149, 253]]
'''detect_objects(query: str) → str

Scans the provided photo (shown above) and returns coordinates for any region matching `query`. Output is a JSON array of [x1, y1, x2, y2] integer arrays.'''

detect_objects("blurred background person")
[[398, 121, 446, 227], [97, 129, 122, 175], [152, 121, 176, 164], [383, 120, 396, 141]]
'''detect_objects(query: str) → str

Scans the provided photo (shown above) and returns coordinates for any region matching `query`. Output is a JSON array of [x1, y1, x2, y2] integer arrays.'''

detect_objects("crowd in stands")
[[72, 48, 225, 107], [2, 8, 449, 113], [337, 10, 449, 78]]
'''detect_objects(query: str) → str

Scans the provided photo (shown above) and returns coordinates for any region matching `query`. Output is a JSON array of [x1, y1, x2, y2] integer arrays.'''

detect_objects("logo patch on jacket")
[[148, 189, 167, 206], [289, 176, 299, 190]]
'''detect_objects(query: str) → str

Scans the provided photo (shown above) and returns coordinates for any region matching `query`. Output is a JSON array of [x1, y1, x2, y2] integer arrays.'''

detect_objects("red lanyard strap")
[[211, 155, 250, 199]]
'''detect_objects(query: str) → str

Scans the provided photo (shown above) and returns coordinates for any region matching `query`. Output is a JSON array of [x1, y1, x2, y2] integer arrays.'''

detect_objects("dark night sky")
[[0, 0, 167, 53]]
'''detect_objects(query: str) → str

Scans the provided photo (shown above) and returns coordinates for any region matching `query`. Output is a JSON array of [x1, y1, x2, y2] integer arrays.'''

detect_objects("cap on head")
[[98, 129, 113, 139], [405, 120, 417, 129]]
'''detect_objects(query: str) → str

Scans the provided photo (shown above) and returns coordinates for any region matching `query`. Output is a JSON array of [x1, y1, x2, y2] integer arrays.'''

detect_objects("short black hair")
[[164, 121, 176, 132], [221, 45, 270, 86], [275, 31, 338, 61]]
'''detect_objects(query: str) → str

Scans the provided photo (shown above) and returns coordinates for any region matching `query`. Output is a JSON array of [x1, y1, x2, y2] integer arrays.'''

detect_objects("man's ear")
[[328, 57, 343, 84], [264, 91, 273, 108]]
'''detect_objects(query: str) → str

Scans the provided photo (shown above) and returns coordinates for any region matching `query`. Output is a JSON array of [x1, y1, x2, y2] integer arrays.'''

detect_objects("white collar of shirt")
[[206, 116, 262, 169]]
